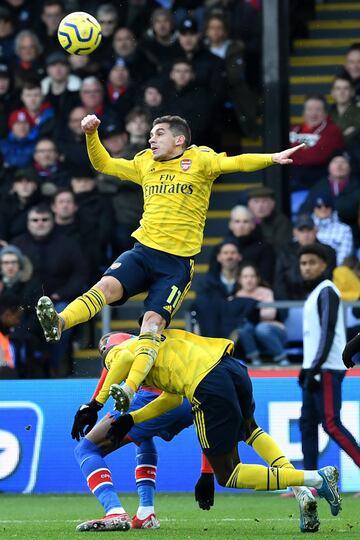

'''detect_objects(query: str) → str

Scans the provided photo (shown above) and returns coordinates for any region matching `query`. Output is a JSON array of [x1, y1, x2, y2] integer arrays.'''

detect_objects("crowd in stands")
[[0, 0, 359, 378]]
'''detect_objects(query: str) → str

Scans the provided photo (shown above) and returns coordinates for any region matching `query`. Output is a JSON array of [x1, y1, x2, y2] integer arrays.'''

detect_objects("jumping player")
[[73, 331, 320, 533], [36, 114, 305, 412]]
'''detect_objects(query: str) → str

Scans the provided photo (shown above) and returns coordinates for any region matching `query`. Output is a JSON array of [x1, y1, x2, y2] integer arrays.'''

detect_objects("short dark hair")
[[298, 243, 328, 263], [152, 115, 191, 147], [346, 42, 360, 54], [28, 203, 53, 217], [52, 187, 75, 204], [332, 74, 354, 87]]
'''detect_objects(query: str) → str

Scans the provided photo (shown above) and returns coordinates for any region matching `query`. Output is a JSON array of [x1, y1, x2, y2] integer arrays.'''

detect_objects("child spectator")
[[0, 111, 38, 168], [14, 80, 55, 136]]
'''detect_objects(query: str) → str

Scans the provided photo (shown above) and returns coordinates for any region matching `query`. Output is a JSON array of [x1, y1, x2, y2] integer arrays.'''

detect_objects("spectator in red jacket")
[[289, 94, 345, 191]]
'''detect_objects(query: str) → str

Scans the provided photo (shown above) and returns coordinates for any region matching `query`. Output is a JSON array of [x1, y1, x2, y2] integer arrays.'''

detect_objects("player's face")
[[299, 254, 327, 281], [238, 266, 258, 292], [229, 212, 254, 237], [345, 50, 360, 79], [149, 123, 184, 160]]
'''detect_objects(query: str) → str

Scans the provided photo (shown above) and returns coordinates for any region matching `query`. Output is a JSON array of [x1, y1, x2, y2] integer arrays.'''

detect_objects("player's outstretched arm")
[[271, 143, 306, 164], [216, 143, 306, 174]]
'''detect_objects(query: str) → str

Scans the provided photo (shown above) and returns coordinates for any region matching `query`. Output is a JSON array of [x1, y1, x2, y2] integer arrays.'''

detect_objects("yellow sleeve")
[[86, 131, 141, 183], [96, 349, 134, 405], [130, 392, 183, 424], [217, 153, 274, 173]]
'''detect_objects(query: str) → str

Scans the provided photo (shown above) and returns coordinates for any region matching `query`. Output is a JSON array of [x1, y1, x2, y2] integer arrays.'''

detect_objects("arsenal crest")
[[180, 159, 192, 171]]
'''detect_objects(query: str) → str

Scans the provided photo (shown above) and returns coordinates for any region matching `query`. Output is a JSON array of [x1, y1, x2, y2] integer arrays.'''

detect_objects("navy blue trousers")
[[300, 369, 360, 469]]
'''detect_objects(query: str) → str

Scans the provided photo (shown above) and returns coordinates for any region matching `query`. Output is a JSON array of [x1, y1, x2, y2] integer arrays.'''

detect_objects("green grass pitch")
[[0, 493, 358, 540]]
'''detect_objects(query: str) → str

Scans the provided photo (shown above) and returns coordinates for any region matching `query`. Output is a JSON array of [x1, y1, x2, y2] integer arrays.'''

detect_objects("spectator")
[[11, 29, 45, 89], [14, 80, 55, 136], [210, 204, 275, 284], [311, 194, 354, 265], [0, 245, 45, 377], [0, 6, 15, 62], [93, 3, 119, 63], [173, 0, 206, 32], [204, 12, 257, 137], [12, 204, 87, 376], [105, 62, 135, 122], [51, 187, 81, 243], [193, 240, 243, 337], [138, 79, 165, 121], [32, 137, 70, 196], [79, 76, 117, 126], [122, 107, 151, 158], [3, 0, 36, 32], [110, 27, 156, 84], [329, 75, 360, 144], [0, 167, 41, 243], [67, 52, 99, 80], [289, 94, 345, 190], [340, 42, 360, 104], [71, 168, 115, 282], [228, 263, 289, 367], [206, 0, 262, 90], [0, 110, 38, 168], [55, 105, 89, 171], [162, 59, 212, 144], [247, 186, 293, 252], [333, 255, 360, 301], [0, 292, 22, 379], [299, 153, 360, 229], [36, 0, 66, 55], [274, 214, 337, 301], [177, 17, 226, 106], [98, 121, 128, 157], [140, 8, 182, 75], [0, 62, 16, 139], [41, 51, 81, 119], [96, 121, 142, 254], [116, 0, 159, 39]]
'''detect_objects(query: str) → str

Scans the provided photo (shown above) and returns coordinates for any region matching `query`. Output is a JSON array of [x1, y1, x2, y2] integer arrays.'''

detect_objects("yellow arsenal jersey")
[[96, 329, 234, 406], [87, 132, 273, 256]]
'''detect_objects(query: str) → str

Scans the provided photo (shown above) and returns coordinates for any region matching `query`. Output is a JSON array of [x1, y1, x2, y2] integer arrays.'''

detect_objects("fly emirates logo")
[[144, 174, 194, 197]]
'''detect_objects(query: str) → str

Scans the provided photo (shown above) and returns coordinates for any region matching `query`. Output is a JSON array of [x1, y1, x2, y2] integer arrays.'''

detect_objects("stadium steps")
[[289, 1, 360, 119]]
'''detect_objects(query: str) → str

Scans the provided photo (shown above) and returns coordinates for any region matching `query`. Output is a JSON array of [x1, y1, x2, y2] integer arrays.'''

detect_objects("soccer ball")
[[57, 11, 102, 55]]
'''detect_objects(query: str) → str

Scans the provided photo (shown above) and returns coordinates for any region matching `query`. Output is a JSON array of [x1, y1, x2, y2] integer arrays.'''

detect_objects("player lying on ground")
[[72, 331, 320, 533], [37, 113, 305, 417], [107, 329, 342, 526]]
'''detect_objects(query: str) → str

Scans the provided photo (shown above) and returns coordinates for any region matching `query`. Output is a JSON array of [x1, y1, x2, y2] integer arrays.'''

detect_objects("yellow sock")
[[247, 427, 294, 469], [59, 287, 106, 330], [226, 463, 305, 491], [125, 332, 162, 391]]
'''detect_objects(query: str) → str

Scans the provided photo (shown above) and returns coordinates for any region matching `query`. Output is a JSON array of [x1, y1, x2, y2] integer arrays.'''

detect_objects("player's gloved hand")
[[298, 368, 307, 388], [71, 400, 103, 441], [109, 383, 135, 413], [304, 369, 321, 392], [194, 473, 215, 511], [107, 414, 134, 447], [342, 333, 360, 368]]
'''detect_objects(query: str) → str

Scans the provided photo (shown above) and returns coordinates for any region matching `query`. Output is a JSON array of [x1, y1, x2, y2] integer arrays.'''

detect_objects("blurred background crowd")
[[0, 0, 359, 378]]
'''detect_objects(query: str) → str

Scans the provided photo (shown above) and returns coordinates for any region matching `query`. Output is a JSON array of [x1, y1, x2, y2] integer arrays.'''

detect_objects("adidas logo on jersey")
[[162, 305, 173, 314]]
